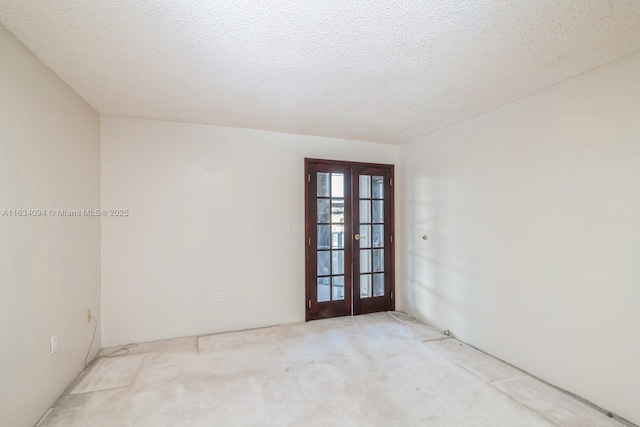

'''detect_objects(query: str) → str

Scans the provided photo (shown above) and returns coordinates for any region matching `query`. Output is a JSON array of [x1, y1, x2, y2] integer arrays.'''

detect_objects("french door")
[[305, 159, 394, 321]]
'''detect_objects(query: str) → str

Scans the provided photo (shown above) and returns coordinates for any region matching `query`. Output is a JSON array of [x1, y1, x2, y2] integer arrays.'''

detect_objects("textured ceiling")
[[1, 1, 640, 144]]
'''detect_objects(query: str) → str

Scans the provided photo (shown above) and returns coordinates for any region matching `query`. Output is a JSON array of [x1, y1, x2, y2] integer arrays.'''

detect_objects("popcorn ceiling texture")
[[1, 1, 639, 144]]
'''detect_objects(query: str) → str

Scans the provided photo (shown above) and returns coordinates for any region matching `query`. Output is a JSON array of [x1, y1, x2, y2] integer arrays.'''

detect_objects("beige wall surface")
[[400, 52, 640, 424], [0, 25, 101, 427], [100, 116, 399, 347]]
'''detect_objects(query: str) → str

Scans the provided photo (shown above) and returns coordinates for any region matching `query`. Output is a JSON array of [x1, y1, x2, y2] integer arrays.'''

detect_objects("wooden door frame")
[[305, 158, 395, 321]]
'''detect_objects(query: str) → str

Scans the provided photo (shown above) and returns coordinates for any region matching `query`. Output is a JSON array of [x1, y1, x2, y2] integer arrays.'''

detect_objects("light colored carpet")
[[39, 313, 623, 426]]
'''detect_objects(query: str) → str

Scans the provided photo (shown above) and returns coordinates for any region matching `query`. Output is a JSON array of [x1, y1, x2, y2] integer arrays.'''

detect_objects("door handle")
[[354, 234, 361, 241]]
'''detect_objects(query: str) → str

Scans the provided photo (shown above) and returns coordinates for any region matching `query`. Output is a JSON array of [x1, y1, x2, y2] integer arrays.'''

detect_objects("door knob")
[[354, 234, 361, 240]]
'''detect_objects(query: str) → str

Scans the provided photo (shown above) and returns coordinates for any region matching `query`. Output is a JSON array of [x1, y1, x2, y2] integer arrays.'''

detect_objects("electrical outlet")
[[87, 309, 92, 323], [50, 335, 58, 354], [283, 222, 290, 232], [214, 291, 225, 302]]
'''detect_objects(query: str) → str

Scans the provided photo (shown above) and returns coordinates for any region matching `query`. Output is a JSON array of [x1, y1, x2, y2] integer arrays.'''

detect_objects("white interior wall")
[[0, 25, 101, 427], [400, 52, 640, 424], [100, 116, 399, 347]]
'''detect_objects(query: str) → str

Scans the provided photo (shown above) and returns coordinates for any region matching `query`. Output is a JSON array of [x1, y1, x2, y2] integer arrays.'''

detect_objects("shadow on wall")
[[403, 174, 475, 336], [404, 174, 442, 323]]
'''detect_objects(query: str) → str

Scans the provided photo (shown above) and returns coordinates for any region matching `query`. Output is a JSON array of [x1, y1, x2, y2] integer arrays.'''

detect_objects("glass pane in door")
[[360, 274, 372, 298], [373, 273, 385, 297], [372, 225, 384, 247], [372, 200, 384, 223], [359, 225, 371, 248], [359, 200, 371, 223], [332, 276, 345, 300], [318, 251, 330, 276], [331, 174, 344, 197], [317, 199, 330, 223], [372, 175, 384, 199], [317, 173, 330, 197], [317, 225, 330, 249], [373, 249, 384, 272], [359, 175, 371, 198], [360, 250, 371, 273], [318, 277, 330, 302], [332, 251, 344, 275]]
